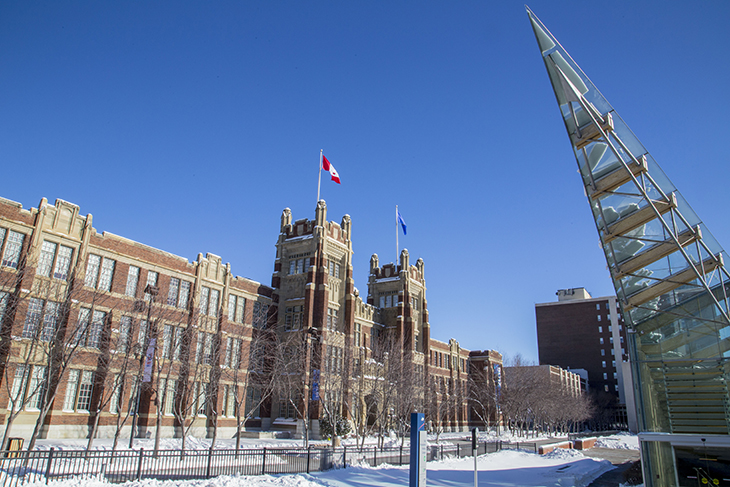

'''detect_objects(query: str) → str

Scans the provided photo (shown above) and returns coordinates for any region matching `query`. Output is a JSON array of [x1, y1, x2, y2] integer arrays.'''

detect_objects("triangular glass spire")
[[527, 7, 730, 481]]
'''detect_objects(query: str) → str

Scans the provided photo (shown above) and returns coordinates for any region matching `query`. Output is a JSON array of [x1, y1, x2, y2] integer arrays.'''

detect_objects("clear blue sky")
[[1, 1, 728, 363]]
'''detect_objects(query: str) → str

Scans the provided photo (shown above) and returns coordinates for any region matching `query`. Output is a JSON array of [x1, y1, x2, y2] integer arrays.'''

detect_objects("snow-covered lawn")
[[21, 449, 615, 487]]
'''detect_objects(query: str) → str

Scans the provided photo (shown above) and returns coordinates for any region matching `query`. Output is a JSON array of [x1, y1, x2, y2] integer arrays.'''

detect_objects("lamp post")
[[302, 327, 319, 448], [129, 284, 158, 449]]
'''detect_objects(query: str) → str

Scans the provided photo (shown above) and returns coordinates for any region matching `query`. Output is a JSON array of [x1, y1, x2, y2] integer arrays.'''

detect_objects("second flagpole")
[[395, 205, 399, 264], [317, 149, 323, 203]]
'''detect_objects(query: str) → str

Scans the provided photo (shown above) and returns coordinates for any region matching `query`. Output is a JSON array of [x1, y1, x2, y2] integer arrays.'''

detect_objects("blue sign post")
[[409, 413, 426, 487]]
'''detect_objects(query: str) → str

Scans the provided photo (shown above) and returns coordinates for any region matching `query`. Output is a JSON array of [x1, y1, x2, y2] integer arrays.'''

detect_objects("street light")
[[129, 284, 158, 449], [302, 327, 319, 448]]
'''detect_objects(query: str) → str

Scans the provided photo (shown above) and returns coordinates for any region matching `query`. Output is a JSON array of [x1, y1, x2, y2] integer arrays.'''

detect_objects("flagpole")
[[317, 149, 323, 203], [396, 205, 399, 264]]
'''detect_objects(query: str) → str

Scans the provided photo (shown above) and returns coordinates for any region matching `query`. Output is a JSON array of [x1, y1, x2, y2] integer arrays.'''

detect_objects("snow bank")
[[19, 449, 613, 487], [594, 434, 639, 450]]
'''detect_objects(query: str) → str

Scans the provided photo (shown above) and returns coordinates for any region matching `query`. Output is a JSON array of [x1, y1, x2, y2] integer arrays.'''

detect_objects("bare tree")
[[271, 331, 312, 446], [219, 324, 277, 452], [467, 365, 497, 433]]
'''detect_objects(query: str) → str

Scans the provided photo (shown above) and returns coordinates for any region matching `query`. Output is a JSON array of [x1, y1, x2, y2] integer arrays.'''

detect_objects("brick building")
[[535, 287, 635, 430], [0, 196, 503, 442]]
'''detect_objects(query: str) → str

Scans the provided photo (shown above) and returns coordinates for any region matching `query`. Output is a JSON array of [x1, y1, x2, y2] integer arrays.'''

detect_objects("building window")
[[603, 372, 608, 380], [601, 349, 605, 356], [161, 325, 173, 359], [209, 289, 219, 317], [598, 326, 602, 333], [77, 308, 106, 349], [162, 378, 176, 415], [1, 229, 25, 269], [144, 271, 158, 300], [613, 372, 617, 379], [354, 322, 361, 347], [64, 369, 93, 412], [22, 298, 59, 341], [224, 337, 242, 368], [178, 280, 191, 309], [596, 303, 600, 310], [615, 384, 619, 391], [109, 375, 121, 414], [285, 305, 304, 331], [167, 278, 180, 306], [602, 361, 606, 368], [37, 241, 70, 280], [326, 308, 338, 331], [245, 387, 261, 418], [597, 314, 602, 321], [604, 385, 609, 392], [125, 266, 140, 297], [196, 332, 213, 365], [227, 295, 238, 322], [252, 302, 268, 329], [199, 286, 210, 315], [85, 254, 115, 291], [9, 365, 47, 411], [118, 316, 132, 353], [612, 360, 616, 368], [99, 258, 116, 291], [610, 336, 614, 344], [0, 291, 9, 334], [599, 338, 604, 345]]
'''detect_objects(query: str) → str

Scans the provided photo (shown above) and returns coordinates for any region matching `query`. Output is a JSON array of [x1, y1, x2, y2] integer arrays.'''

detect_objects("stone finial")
[[281, 208, 292, 232], [316, 200, 327, 227], [341, 214, 351, 240], [416, 258, 425, 279], [370, 253, 379, 272], [400, 249, 409, 269]]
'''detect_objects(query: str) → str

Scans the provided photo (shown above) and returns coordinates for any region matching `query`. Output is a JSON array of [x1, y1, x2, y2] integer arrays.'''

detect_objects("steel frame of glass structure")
[[527, 8, 730, 487]]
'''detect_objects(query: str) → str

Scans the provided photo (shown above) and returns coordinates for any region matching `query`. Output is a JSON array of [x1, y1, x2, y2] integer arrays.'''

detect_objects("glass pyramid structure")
[[527, 7, 730, 486]]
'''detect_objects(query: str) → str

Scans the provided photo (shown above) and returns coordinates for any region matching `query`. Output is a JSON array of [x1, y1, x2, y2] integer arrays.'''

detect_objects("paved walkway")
[[582, 448, 641, 487]]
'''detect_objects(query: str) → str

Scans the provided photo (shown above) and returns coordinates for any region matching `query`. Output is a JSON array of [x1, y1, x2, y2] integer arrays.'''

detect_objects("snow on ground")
[[22, 449, 614, 487], [593, 434, 639, 451]]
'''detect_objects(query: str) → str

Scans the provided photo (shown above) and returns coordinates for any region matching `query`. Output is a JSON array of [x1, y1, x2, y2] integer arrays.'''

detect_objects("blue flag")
[[397, 209, 407, 235]]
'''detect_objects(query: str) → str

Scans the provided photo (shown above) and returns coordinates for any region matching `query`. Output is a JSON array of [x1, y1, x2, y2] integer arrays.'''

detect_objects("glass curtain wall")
[[527, 8, 730, 487]]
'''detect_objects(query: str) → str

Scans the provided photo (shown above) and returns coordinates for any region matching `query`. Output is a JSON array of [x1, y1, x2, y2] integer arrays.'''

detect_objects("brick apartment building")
[[535, 287, 636, 430], [0, 196, 506, 442]]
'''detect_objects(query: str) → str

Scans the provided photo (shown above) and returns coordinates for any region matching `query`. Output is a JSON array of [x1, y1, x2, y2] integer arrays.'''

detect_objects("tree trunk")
[[1, 407, 20, 451], [86, 410, 101, 452]]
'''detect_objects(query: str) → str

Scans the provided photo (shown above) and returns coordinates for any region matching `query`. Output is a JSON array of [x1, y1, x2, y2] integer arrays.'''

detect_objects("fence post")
[[399, 445, 403, 465], [261, 448, 266, 475], [440, 444, 443, 460], [457, 443, 460, 457], [343, 446, 346, 469], [306, 446, 311, 474], [373, 446, 376, 466], [44, 447, 55, 484], [136, 448, 144, 481], [206, 446, 213, 478]]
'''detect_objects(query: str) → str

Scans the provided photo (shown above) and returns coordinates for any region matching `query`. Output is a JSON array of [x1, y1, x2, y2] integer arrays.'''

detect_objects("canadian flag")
[[322, 155, 341, 184]]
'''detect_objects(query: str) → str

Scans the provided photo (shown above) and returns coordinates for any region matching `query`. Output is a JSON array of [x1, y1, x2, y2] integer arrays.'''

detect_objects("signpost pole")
[[409, 413, 426, 487], [472, 427, 478, 487]]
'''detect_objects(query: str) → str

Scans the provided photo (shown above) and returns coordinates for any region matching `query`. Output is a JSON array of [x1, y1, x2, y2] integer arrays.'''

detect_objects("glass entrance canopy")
[[527, 7, 730, 487]]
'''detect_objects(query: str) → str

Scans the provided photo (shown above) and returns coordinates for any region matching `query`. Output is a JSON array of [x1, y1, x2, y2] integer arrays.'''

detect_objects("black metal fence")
[[0, 441, 515, 487]]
